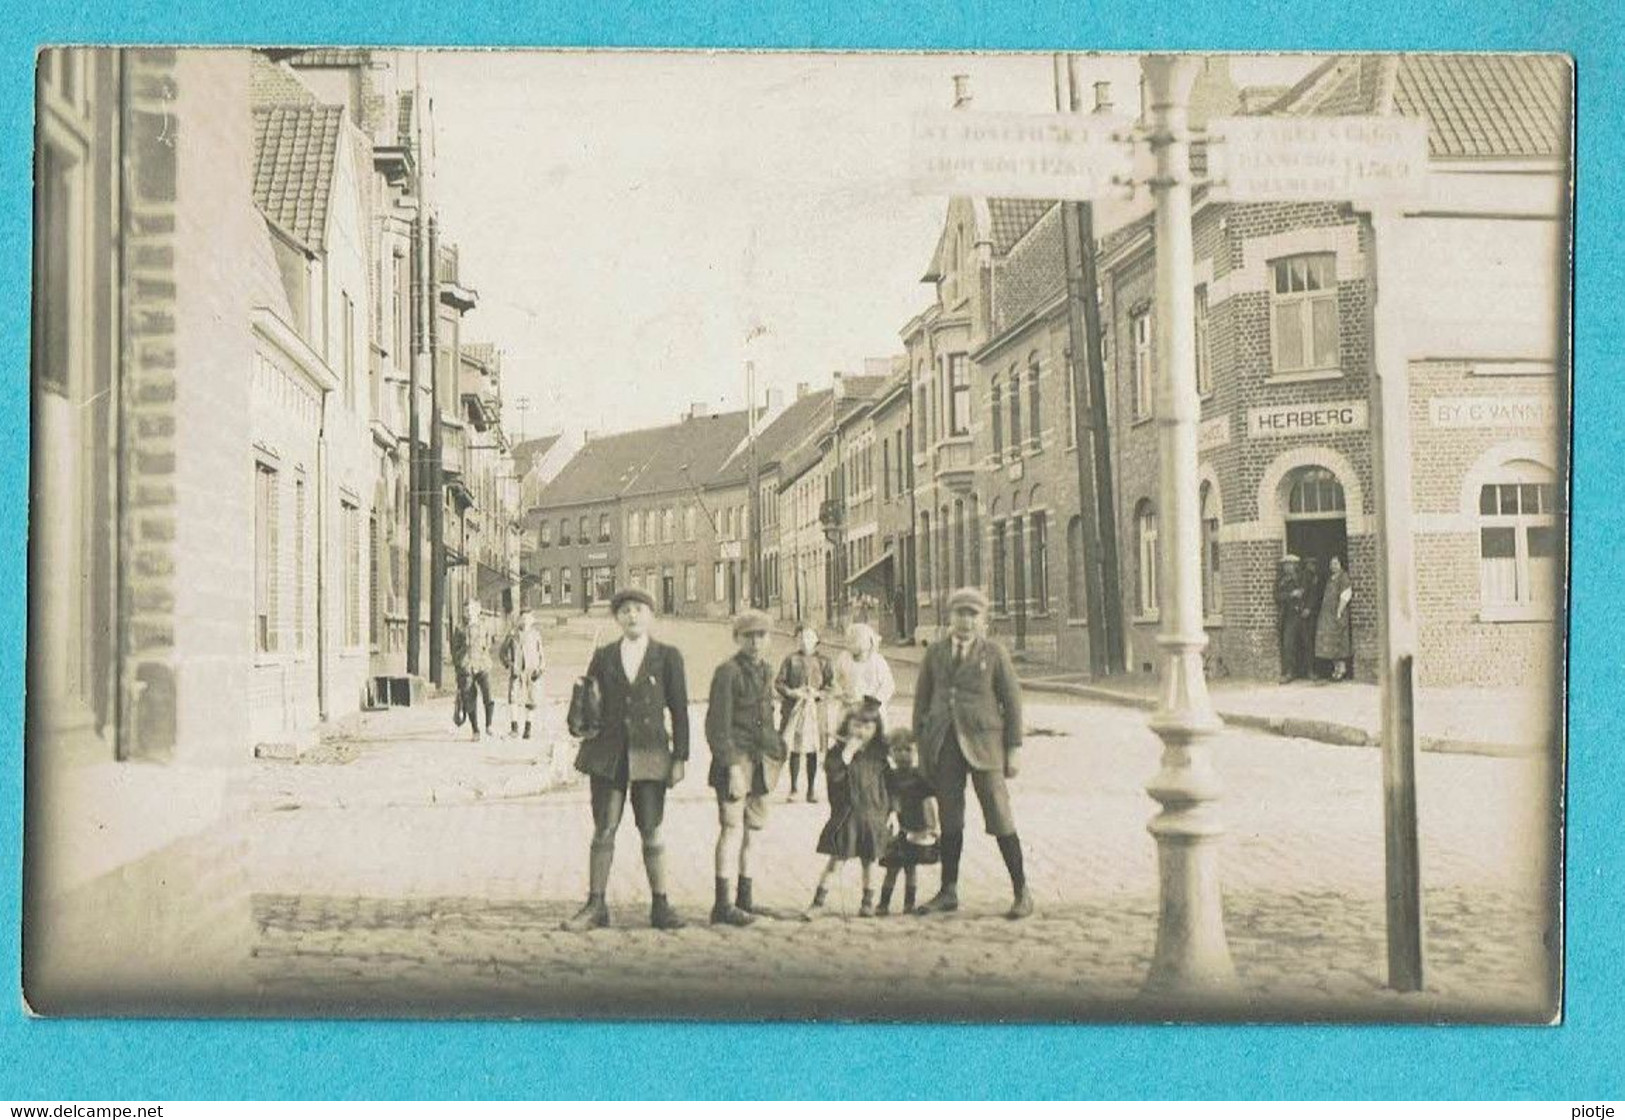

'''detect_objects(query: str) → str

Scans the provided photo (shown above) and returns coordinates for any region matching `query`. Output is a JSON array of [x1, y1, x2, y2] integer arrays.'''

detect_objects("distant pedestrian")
[[877, 728, 939, 917], [561, 587, 689, 933], [705, 609, 787, 925], [500, 608, 546, 739], [833, 622, 896, 717], [804, 697, 892, 919], [912, 587, 1033, 920], [450, 599, 497, 742], [1275, 555, 1308, 683], [1315, 555, 1355, 680], [775, 621, 832, 802]]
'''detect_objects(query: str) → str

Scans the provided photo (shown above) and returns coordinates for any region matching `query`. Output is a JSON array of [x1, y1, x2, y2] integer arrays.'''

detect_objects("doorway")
[[1283, 466, 1349, 573], [661, 571, 675, 616]]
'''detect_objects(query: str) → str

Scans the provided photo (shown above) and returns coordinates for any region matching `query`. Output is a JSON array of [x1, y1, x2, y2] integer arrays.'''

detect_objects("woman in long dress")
[[832, 622, 896, 722], [1314, 555, 1354, 681]]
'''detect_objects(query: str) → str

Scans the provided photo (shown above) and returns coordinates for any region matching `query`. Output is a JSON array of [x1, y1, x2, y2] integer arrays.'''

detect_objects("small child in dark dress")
[[804, 696, 891, 919], [878, 729, 940, 916]]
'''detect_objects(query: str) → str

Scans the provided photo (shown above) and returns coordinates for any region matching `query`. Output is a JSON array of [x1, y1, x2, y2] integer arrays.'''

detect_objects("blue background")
[[0, 0, 1616, 1100]]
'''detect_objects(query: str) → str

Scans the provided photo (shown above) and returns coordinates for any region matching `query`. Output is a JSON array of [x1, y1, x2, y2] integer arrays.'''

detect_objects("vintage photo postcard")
[[23, 47, 1570, 1021]]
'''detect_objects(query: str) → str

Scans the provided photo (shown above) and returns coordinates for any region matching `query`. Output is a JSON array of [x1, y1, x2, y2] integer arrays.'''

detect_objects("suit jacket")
[[911, 634, 1023, 776], [706, 652, 787, 791], [573, 638, 690, 783]]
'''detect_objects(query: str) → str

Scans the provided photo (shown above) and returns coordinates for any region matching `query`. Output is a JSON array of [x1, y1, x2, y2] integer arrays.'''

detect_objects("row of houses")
[[28, 48, 526, 1007], [523, 54, 1568, 694]]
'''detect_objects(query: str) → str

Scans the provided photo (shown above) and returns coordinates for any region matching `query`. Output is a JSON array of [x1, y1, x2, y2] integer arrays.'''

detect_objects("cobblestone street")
[[243, 620, 1558, 1022]]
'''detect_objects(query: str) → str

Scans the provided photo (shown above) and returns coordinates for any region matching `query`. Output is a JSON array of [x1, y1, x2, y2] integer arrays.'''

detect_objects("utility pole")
[[1140, 55, 1237, 1001], [1063, 57, 1128, 675], [427, 213, 445, 687], [746, 359, 763, 609], [513, 395, 530, 444], [406, 54, 426, 679]]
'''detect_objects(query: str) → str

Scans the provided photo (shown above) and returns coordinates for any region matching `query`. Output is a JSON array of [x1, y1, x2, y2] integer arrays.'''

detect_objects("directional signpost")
[[1208, 109, 1430, 993], [910, 109, 1133, 201]]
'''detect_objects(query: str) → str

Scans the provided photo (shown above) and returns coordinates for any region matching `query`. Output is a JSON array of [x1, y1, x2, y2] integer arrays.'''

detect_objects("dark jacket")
[[773, 650, 833, 732], [912, 633, 1023, 776], [706, 652, 787, 791], [572, 638, 690, 784]]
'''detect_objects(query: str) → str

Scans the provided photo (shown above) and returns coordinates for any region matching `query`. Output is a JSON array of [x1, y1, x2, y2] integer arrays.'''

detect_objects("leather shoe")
[[913, 886, 960, 915], [650, 897, 687, 931], [710, 902, 756, 927], [561, 898, 610, 931], [1005, 887, 1034, 920]]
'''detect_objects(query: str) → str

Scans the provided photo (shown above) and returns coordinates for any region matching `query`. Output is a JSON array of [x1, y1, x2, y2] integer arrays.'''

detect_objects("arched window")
[[1028, 351, 1043, 450], [1478, 460, 1557, 615], [578, 515, 591, 543], [990, 373, 1004, 461], [939, 503, 951, 590], [1201, 481, 1222, 617], [1030, 507, 1049, 613], [1008, 366, 1023, 453], [1067, 514, 1086, 621], [1288, 466, 1345, 515], [1136, 500, 1160, 617]]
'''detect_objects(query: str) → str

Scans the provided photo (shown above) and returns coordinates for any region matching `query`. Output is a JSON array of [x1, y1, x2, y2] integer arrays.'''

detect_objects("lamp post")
[[1140, 54, 1238, 1000]]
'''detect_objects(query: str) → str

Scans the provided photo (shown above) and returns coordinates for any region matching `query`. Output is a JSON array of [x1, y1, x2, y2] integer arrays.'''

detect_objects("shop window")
[[1136, 500, 1160, 618], [1132, 308, 1155, 419], [1195, 284, 1213, 397], [1270, 253, 1339, 375], [1201, 481, 1222, 618], [1478, 462, 1557, 618]]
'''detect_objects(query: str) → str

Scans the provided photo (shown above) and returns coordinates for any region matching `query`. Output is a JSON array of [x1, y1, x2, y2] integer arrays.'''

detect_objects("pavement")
[[237, 618, 1560, 1023]]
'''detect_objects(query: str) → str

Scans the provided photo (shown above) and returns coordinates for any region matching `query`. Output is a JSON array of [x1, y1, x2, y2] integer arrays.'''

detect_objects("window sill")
[[1066, 617, 1088, 628], [1131, 414, 1155, 429], [1478, 606, 1554, 624], [1133, 612, 1160, 625], [1265, 368, 1344, 386]]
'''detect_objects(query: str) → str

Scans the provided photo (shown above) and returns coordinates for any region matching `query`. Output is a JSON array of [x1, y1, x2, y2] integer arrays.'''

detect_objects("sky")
[[419, 51, 1320, 445]]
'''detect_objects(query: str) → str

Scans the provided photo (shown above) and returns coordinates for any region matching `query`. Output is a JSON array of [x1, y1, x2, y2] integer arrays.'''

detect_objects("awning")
[[843, 551, 895, 594]]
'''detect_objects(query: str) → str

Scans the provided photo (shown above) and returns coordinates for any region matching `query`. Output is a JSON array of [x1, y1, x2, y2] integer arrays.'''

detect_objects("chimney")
[[796, 381, 811, 400], [687, 402, 709, 420], [583, 428, 599, 444], [764, 387, 784, 414], [952, 74, 972, 109], [1093, 81, 1113, 115], [832, 372, 846, 401]]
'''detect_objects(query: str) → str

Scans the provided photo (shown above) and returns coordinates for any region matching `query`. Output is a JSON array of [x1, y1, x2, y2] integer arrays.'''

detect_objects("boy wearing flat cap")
[[705, 608, 787, 925], [562, 586, 690, 932], [912, 586, 1034, 920]]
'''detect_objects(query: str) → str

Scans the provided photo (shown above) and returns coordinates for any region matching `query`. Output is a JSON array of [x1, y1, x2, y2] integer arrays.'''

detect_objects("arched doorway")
[[1283, 466, 1348, 573]]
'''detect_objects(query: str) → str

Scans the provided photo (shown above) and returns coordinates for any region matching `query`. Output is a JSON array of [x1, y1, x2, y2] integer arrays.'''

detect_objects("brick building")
[[863, 360, 918, 642]]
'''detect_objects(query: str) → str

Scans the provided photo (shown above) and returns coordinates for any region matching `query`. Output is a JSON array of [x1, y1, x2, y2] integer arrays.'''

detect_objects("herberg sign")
[[1247, 401, 1369, 439]]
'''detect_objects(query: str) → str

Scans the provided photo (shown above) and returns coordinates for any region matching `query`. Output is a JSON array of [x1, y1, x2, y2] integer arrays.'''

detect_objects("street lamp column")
[[1140, 54, 1238, 1000]]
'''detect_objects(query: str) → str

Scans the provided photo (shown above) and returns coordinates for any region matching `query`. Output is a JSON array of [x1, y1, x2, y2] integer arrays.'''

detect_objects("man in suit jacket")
[[912, 586, 1033, 920], [705, 609, 787, 925], [562, 588, 690, 932]]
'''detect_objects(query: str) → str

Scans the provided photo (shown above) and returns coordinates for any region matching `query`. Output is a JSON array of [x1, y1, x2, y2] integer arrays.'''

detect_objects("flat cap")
[[946, 586, 990, 614], [733, 609, 773, 636], [610, 587, 656, 614]]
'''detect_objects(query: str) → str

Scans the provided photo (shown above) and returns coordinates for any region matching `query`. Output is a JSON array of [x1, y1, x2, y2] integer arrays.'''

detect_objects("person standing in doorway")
[[706, 609, 787, 925], [501, 607, 546, 739], [775, 622, 831, 802], [912, 587, 1033, 920], [562, 588, 689, 932], [1315, 555, 1355, 681], [1300, 557, 1323, 679], [1275, 555, 1308, 683], [450, 599, 496, 742]]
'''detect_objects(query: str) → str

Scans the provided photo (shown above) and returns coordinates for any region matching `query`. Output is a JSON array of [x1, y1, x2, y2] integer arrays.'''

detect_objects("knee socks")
[[588, 835, 615, 896], [997, 833, 1027, 892], [806, 752, 819, 793], [940, 830, 965, 888], [789, 753, 802, 791]]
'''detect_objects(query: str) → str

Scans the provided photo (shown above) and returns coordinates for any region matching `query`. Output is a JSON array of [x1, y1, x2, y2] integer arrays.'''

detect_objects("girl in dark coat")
[[804, 697, 891, 918], [878, 729, 940, 916]]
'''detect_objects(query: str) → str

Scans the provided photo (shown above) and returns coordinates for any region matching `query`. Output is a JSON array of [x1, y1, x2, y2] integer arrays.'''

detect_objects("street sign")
[[1207, 116, 1428, 206], [910, 111, 1133, 201]]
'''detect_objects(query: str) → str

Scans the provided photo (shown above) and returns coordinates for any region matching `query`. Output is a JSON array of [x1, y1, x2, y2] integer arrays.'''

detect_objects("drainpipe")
[[315, 385, 332, 721]]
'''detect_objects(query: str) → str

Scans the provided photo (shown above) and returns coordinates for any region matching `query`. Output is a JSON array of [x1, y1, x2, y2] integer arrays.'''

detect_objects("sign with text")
[[719, 540, 743, 561], [1198, 414, 1232, 452], [1207, 116, 1429, 206], [1429, 396, 1558, 429], [1247, 401, 1369, 439], [910, 111, 1133, 201]]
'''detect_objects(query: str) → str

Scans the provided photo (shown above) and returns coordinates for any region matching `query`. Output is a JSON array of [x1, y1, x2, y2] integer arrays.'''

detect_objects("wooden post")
[[1364, 204, 1425, 991]]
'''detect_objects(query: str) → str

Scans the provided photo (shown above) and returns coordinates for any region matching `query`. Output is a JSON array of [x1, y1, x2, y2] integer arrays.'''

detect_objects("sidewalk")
[[879, 639, 1556, 758], [240, 695, 580, 812]]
